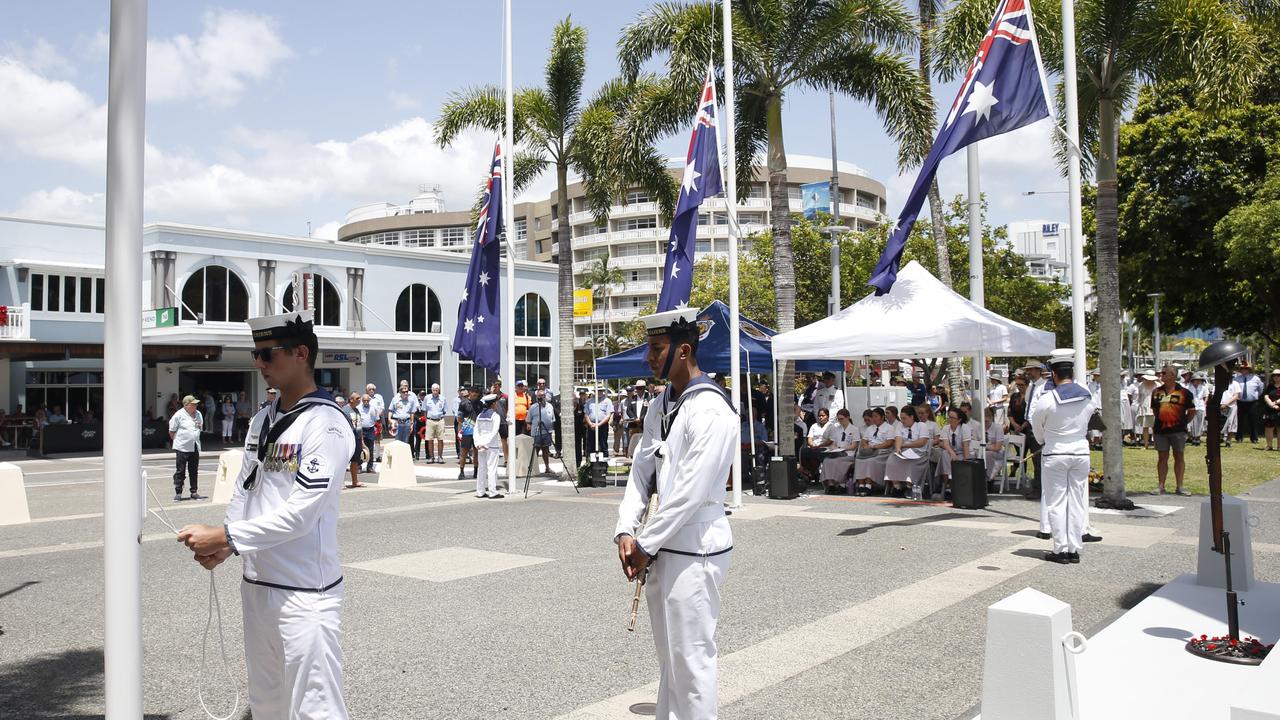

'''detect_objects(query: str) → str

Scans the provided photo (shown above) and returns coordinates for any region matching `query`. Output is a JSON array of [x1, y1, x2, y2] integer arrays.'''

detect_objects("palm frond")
[[545, 18, 588, 142], [511, 151, 550, 196], [433, 85, 505, 148], [1136, 0, 1262, 110]]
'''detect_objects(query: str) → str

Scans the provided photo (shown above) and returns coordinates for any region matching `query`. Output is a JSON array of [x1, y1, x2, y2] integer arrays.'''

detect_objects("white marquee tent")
[[772, 261, 1056, 360]]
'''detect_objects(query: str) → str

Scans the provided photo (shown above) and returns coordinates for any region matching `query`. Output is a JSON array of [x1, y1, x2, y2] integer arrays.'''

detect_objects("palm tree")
[[580, 256, 625, 378], [936, 0, 1263, 508], [617, 0, 934, 457], [435, 18, 677, 469]]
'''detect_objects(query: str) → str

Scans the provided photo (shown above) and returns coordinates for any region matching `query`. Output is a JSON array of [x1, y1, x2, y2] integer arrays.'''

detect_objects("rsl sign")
[[142, 307, 179, 329]]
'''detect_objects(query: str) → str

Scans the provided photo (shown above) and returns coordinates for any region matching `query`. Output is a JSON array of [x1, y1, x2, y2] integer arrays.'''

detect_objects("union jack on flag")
[[869, 0, 1051, 295], [453, 141, 504, 372]]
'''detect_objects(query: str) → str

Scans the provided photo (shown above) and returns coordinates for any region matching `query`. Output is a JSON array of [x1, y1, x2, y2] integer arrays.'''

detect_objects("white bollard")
[[211, 450, 243, 505], [1196, 495, 1255, 592], [0, 462, 30, 525], [511, 435, 534, 490], [981, 587, 1077, 720], [377, 440, 416, 488]]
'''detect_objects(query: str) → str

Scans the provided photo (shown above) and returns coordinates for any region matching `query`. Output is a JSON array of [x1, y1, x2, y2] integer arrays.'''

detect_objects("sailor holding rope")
[[177, 309, 356, 719], [614, 307, 737, 719]]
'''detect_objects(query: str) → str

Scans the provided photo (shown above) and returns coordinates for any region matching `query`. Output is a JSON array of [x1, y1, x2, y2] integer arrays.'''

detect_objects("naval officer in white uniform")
[[615, 307, 737, 720], [178, 309, 357, 719], [1030, 349, 1097, 564]]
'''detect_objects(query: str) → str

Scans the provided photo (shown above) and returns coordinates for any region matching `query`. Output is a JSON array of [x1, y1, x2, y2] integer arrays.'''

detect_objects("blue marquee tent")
[[594, 300, 843, 379]]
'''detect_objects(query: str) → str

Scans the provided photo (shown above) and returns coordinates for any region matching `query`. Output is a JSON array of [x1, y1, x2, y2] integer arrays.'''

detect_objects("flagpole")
[[722, 0, 742, 508], [503, 0, 517, 495], [1061, 0, 1087, 381], [967, 145, 987, 450], [104, 0, 146, 717]]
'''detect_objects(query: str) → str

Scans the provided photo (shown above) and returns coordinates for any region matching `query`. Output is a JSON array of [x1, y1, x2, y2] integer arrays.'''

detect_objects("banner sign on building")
[[573, 289, 593, 318], [800, 181, 830, 221], [142, 307, 178, 329]]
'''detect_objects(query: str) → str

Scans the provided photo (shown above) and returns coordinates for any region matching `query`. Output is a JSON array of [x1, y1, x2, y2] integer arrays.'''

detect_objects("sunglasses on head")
[[250, 344, 294, 362]]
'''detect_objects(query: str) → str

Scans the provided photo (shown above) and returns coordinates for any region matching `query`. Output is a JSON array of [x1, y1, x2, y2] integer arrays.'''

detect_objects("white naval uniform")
[[473, 408, 502, 496], [1189, 382, 1210, 439], [225, 391, 357, 720], [615, 375, 736, 720], [1030, 382, 1096, 555]]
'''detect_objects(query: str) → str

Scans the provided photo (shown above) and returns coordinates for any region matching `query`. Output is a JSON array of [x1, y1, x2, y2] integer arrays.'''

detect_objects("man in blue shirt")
[[1235, 361, 1266, 444], [355, 394, 378, 473], [585, 387, 613, 458], [421, 384, 448, 463], [389, 385, 418, 444]]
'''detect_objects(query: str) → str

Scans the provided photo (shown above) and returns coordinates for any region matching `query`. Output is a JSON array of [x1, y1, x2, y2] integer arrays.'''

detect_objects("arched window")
[[514, 292, 551, 337], [395, 283, 442, 333], [181, 264, 249, 323], [282, 273, 341, 326]]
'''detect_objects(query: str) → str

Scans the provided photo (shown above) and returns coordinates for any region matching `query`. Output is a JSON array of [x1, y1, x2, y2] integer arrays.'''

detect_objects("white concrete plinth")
[[512, 434, 534, 478], [1198, 495, 1255, 591], [377, 440, 416, 488], [1076, 573, 1280, 719], [211, 450, 243, 504], [981, 587, 1075, 720], [0, 462, 30, 525]]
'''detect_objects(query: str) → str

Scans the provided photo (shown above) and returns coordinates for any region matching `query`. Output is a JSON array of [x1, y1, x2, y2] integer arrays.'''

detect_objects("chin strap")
[[658, 347, 678, 380]]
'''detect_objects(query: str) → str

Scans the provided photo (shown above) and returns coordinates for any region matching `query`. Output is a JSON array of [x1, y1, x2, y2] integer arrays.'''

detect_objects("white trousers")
[[477, 445, 501, 495], [646, 550, 731, 720], [1043, 455, 1089, 554], [241, 582, 348, 720]]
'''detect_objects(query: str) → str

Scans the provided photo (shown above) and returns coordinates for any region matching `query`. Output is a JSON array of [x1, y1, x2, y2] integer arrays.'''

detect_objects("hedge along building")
[[0, 215, 558, 422]]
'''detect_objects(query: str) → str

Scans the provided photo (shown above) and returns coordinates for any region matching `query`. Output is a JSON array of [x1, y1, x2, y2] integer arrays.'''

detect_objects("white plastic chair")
[[999, 433, 1026, 494]]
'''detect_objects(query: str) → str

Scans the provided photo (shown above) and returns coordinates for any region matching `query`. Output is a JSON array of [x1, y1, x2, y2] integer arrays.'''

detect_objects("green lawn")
[[1089, 442, 1280, 496]]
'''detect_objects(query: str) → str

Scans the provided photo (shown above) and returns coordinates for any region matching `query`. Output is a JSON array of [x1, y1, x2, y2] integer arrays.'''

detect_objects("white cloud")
[[388, 90, 420, 109], [312, 220, 340, 240], [13, 186, 105, 223], [0, 58, 105, 168], [147, 10, 291, 107], [4, 38, 76, 77]]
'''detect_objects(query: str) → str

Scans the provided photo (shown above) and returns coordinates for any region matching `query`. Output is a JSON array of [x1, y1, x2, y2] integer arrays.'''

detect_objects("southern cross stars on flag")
[[657, 65, 724, 312], [868, 0, 1051, 295], [453, 141, 503, 373]]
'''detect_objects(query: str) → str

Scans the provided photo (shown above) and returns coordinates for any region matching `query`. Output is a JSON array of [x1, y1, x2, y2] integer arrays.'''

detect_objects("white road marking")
[[347, 546, 553, 583]]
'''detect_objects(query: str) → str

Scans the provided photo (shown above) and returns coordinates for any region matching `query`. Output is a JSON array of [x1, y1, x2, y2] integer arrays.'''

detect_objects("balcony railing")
[[0, 303, 31, 340]]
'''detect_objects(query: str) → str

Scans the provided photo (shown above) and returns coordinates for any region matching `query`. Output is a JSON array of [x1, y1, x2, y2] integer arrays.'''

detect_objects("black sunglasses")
[[251, 345, 293, 362]]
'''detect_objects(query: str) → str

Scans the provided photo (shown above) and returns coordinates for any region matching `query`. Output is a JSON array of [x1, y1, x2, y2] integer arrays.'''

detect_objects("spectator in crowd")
[[166, 393, 180, 417], [219, 394, 236, 444], [1263, 369, 1280, 451], [1235, 361, 1266, 444], [457, 386, 479, 479], [798, 374, 818, 425], [1120, 371, 1137, 445], [345, 392, 365, 488], [512, 380, 531, 436], [421, 384, 448, 463], [168, 395, 203, 501], [1188, 371, 1210, 446], [937, 408, 972, 500], [1221, 373, 1241, 447], [822, 409, 872, 493], [365, 382, 385, 461], [573, 388, 590, 467], [792, 404, 808, 457], [585, 386, 612, 458], [355, 393, 378, 474], [535, 378, 562, 459], [812, 408, 856, 489], [926, 385, 943, 415], [1134, 373, 1157, 448], [1151, 365, 1196, 495], [202, 390, 216, 435], [47, 405, 69, 424], [1008, 377, 1030, 436], [528, 390, 556, 475], [490, 379, 510, 463], [611, 389, 627, 456], [260, 388, 277, 410], [884, 405, 931, 498], [452, 386, 468, 459], [389, 383, 418, 444], [908, 375, 928, 406], [235, 390, 252, 442], [852, 407, 897, 496], [987, 374, 1009, 429], [622, 383, 645, 457], [741, 407, 771, 472], [884, 405, 901, 433], [934, 385, 950, 417], [411, 391, 428, 461], [813, 371, 845, 417], [755, 380, 774, 432], [983, 406, 1006, 483]]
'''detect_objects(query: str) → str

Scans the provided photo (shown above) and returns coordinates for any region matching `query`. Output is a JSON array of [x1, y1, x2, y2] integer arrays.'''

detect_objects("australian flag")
[[868, 0, 1051, 295], [453, 141, 503, 372], [657, 66, 724, 311]]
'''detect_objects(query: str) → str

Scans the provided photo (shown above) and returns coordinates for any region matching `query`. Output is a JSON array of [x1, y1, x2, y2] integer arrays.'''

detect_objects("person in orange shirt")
[[513, 379, 531, 435]]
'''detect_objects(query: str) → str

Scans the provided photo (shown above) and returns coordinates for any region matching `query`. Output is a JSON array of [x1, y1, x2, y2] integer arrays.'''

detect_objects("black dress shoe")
[[1081, 533, 1103, 543], [1044, 552, 1071, 564], [1036, 531, 1052, 540], [1067, 552, 1080, 564]]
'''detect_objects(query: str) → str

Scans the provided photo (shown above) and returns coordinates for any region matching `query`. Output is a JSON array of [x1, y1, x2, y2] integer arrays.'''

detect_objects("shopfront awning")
[[0, 341, 224, 362]]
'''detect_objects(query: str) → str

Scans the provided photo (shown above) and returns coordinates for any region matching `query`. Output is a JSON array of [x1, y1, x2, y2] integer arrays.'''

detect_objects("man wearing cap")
[[1030, 349, 1097, 564], [1235, 361, 1265, 444], [260, 387, 277, 410], [1150, 365, 1196, 496], [473, 392, 505, 498], [987, 373, 1009, 429], [615, 307, 736, 719], [513, 379, 531, 436], [169, 395, 204, 501], [813, 371, 845, 418], [422, 384, 448, 463], [176, 309, 357, 719]]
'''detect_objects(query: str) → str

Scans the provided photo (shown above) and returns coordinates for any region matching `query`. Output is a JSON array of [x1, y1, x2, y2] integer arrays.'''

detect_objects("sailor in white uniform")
[[1030, 348, 1097, 564], [615, 307, 737, 720], [178, 309, 357, 720], [473, 393, 505, 499]]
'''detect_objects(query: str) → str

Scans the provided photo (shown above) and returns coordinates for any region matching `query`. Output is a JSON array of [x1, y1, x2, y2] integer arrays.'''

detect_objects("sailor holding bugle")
[[177, 309, 356, 719], [615, 307, 737, 720], [1030, 348, 1097, 565], [473, 392, 505, 499]]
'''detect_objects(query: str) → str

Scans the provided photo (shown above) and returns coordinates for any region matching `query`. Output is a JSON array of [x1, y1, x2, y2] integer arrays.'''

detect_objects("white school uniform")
[[854, 421, 898, 484], [937, 423, 971, 477], [615, 376, 736, 720], [226, 392, 356, 720], [884, 421, 929, 484]]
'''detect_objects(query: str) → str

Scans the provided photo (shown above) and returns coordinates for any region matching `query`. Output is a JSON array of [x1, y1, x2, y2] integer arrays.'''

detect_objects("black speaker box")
[[750, 465, 770, 496], [951, 459, 988, 509], [768, 457, 800, 500]]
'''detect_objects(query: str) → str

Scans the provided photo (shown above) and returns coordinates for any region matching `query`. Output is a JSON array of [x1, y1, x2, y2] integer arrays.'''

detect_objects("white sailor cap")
[[247, 309, 315, 342], [1046, 348, 1075, 370], [642, 307, 699, 336], [480, 393, 499, 404], [1192, 371, 1208, 381]]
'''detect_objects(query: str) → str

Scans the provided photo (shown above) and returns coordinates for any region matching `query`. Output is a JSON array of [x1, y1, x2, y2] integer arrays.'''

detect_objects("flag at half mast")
[[453, 141, 504, 373], [868, 0, 1052, 295], [657, 66, 724, 311]]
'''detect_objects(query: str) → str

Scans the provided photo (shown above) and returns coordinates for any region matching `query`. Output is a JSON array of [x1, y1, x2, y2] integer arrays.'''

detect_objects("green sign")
[[143, 307, 179, 329]]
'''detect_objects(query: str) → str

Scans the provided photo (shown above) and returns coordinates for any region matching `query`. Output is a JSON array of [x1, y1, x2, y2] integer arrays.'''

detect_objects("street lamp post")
[[1149, 292, 1164, 370]]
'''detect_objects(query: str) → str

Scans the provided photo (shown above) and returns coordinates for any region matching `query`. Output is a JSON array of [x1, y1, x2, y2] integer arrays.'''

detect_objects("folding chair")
[[999, 433, 1026, 494]]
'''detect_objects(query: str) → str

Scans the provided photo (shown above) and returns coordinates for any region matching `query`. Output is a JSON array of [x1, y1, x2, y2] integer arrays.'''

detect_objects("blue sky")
[[0, 1, 1071, 239]]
